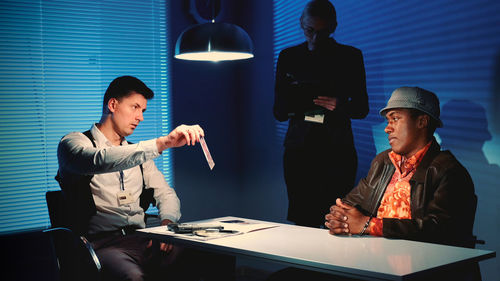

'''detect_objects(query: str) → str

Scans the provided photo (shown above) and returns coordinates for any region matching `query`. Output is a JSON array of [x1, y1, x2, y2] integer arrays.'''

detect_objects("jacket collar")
[[410, 138, 441, 183]]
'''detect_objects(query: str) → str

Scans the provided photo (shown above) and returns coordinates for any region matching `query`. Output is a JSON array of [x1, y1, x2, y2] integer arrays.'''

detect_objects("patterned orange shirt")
[[369, 142, 431, 236]]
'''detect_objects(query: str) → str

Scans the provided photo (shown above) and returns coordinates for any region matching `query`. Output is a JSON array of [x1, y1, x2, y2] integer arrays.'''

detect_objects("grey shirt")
[[57, 124, 181, 233]]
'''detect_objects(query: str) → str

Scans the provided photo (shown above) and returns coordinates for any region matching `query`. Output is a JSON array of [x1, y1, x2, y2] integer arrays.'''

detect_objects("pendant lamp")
[[174, 0, 254, 62]]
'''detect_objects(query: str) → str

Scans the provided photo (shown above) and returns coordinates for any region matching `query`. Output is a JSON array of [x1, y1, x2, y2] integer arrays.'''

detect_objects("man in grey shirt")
[[57, 76, 222, 281]]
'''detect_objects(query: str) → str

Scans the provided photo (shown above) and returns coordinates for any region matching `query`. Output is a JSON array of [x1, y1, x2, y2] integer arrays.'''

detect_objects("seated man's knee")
[[98, 247, 145, 281]]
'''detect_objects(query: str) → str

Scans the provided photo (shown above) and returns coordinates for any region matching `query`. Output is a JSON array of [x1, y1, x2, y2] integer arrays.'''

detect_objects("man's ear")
[[107, 98, 118, 113], [417, 114, 430, 129]]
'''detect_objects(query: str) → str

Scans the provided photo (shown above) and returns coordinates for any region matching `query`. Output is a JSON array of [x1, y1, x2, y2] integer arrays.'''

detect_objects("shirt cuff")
[[139, 139, 160, 158], [160, 214, 179, 224], [369, 218, 383, 236]]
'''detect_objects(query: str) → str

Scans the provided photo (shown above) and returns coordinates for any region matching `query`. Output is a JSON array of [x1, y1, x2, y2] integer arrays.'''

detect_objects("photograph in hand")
[[200, 137, 215, 170]]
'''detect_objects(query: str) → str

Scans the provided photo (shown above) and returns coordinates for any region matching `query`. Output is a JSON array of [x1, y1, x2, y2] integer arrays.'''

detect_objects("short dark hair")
[[300, 0, 337, 33], [103, 76, 154, 113], [408, 108, 438, 138]]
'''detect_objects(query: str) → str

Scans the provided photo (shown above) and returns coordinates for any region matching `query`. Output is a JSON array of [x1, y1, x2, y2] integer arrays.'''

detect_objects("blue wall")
[[168, 0, 287, 224], [168, 1, 251, 221]]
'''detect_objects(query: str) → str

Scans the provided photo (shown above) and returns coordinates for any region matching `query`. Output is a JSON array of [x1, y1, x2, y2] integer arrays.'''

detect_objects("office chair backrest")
[[45, 190, 102, 281], [46, 190, 70, 228]]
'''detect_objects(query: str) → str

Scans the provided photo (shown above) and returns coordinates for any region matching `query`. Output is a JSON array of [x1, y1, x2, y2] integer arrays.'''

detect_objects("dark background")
[[169, 0, 286, 224]]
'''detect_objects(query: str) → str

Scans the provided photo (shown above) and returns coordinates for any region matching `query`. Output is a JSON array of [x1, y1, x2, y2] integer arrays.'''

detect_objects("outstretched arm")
[[58, 124, 205, 175]]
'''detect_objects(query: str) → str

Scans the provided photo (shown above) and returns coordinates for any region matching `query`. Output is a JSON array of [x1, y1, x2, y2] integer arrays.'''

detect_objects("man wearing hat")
[[325, 86, 477, 249]]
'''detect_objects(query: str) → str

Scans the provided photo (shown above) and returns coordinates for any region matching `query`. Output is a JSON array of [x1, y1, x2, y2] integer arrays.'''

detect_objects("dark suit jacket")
[[273, 38, 368, 149]]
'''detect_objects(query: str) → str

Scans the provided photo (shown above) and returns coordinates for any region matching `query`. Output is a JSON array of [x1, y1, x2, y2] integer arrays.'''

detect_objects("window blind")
[[0, 0, 171, 234], [272, 0, 305, 145]]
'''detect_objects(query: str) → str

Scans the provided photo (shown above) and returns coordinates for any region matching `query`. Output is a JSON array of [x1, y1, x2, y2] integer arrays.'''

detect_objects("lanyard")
[[118, 140, 126, 191], [119, 170, 125, 191]]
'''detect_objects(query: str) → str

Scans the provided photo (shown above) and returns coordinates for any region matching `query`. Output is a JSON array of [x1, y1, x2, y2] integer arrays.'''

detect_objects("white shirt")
[[57, 124, 181, 233]]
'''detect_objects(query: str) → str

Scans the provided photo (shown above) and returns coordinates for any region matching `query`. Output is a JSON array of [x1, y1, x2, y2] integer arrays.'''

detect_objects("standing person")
[[274, 0, 369, 227], [57, 76, 232, 281]]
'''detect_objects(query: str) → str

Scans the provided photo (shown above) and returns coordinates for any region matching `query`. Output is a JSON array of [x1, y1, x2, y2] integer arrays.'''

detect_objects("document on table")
[[218, 219, 278, 234], [193, 219, 278, 240], [145, 219, 279, 241]]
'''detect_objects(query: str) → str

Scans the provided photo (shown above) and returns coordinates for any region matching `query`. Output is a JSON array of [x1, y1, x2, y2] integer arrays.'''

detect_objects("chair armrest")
[[43, 227, 102, 278], [79, 235, 101, 271]]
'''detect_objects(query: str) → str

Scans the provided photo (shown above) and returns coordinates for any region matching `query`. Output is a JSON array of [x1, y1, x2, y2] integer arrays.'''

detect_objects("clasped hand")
[[325, 198, 369, 235]]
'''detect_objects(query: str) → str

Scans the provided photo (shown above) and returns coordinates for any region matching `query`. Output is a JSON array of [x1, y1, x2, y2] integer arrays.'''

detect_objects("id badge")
[[304, 114, 324, 124], [117, 191, 135, 205]]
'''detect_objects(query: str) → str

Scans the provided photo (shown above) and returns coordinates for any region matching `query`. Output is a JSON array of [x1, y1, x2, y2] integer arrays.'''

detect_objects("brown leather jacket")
[[344, 139, 477, 248]]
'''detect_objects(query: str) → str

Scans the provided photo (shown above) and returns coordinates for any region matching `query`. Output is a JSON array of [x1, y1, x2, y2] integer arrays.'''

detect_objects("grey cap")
[[379, 86, 443, 127]]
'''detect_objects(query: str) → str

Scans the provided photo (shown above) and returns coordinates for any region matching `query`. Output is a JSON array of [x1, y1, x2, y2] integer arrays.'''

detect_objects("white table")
[[137, 216, 495, 280]]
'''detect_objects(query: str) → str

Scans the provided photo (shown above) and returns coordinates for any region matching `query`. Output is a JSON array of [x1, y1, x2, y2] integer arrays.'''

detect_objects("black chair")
[[472, 194, 485, 246], [45, 190, 102, 281], [45, 189, 159, 281]]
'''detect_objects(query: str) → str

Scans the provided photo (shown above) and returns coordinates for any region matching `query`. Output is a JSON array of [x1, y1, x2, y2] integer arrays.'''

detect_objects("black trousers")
[[92, 233, 235, 281], [283, 145, 356, 227]]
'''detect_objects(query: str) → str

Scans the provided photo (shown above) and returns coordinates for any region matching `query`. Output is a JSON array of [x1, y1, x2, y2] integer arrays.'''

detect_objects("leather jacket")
[[344, 139, 477, 248]]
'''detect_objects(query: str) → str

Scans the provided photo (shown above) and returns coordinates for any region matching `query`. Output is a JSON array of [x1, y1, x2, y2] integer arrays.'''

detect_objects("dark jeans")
[[92, 233, 235, 281]]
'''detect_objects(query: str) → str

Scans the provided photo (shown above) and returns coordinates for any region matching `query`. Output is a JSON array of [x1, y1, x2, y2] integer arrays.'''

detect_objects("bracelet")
[[359, 216, 372, 236]]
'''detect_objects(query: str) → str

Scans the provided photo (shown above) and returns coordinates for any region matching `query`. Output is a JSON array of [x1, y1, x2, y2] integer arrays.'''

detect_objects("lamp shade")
[[175, 22, 254, 62]]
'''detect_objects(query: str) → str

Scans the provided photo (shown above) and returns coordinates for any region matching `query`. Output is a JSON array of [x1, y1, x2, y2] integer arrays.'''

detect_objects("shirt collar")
[[90, 123, 128, 147], [389, 141, 432, 177]]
